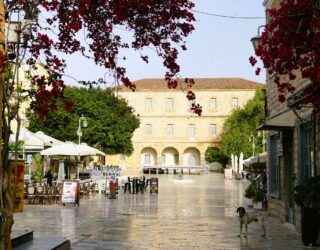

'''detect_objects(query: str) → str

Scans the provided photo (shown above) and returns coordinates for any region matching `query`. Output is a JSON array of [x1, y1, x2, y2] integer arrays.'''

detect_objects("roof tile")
[[118, 78, 263, 91]]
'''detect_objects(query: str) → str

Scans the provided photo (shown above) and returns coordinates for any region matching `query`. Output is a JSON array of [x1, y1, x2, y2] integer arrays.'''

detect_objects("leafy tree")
[[205, 147, 229, 167], [28, 87, 140, 155], [220, 88, 265, 159]]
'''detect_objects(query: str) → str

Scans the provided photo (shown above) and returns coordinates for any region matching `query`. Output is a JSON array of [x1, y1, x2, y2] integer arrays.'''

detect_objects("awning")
[[257, 109, 295, 130]]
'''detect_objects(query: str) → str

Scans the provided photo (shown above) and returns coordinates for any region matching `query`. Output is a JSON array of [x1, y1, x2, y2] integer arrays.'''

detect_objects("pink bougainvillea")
[[251, 0, 320, 108], [4, 0, 201, 117]]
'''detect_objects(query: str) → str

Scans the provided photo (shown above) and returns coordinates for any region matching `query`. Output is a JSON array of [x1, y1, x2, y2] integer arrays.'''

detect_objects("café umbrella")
[[41, 141, 105, 179]]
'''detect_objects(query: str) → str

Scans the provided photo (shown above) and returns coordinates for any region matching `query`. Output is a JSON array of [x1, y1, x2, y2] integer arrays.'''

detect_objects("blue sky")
[[62, 1, 266, 86]]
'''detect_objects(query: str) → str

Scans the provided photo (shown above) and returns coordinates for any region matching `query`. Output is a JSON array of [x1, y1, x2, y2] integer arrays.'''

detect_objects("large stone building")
[[259, 0, 320, 232], [108, 78, 262, 175]]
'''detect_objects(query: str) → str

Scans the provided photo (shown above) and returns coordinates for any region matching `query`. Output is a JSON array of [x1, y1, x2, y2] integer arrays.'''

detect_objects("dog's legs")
[[258, 214, 266, 237], [244, 223, 248, 238], [238, 222, 243, 237], [261, 224, 266, 237]]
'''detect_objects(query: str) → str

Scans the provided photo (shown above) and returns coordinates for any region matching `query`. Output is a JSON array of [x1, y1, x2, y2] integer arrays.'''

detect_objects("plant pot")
[[245, 198, 253, 207], [253, 201, 262, 209], [301, 207, 320, 246]]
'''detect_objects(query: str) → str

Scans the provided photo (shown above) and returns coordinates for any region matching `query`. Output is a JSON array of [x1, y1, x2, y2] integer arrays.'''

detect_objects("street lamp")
[[77, 114, 88, 144], [249, 133, 255, 157], [250, 25, 265, 52]]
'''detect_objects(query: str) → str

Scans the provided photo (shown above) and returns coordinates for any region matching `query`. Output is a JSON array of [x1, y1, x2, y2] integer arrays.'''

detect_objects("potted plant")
[[244, 180, 256, 207], [293, 175, 320, 246], [253, 189, 264, 209]]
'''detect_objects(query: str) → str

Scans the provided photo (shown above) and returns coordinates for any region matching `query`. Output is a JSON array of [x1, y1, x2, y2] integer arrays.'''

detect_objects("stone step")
[[13, 232, 70, 250], [11, 230, 34, 248]]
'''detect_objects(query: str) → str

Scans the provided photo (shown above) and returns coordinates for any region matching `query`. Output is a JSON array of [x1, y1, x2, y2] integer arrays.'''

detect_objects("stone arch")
[[161, 147, 179, 166], [183, 147, 201, 166], [140, 147, 157, 166]]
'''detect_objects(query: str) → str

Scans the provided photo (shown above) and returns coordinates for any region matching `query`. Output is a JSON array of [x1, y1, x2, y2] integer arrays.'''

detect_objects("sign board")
[[61, 180, 80, 206], [8, 160, 24, 212], [150, 178, 158, 194]]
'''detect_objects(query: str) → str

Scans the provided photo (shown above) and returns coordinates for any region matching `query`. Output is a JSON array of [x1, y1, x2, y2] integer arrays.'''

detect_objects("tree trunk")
[[0, 1, 13, 249]]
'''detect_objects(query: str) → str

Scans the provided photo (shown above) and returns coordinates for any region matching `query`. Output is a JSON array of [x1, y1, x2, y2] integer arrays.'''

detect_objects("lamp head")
[[83, 119, 88, 128], [250, 35, 262, 52]]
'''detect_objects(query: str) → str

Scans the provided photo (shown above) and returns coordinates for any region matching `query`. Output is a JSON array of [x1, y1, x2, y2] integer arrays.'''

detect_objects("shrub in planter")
[[245, 180, 256, 199], [293, 175, 320, 246], [253, 189, 264, 203]]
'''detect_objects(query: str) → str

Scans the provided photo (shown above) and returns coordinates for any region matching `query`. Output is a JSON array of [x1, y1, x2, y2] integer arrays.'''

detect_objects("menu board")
[[61, 180, 80, 206], [150, 178, 158, 194], [9, 160, 24, 212]]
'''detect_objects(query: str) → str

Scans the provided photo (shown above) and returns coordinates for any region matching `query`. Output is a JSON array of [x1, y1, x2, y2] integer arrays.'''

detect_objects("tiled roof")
[[118, 78, 263, 91]]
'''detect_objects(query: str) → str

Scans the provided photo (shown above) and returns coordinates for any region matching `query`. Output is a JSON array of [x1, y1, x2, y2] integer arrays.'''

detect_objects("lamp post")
[[249, 133, 255, 157], [250, 25, 265, 52], [77, 114, 88, 144]]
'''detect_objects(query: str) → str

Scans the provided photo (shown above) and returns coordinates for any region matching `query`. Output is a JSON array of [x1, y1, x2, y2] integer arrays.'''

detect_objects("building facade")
[[261, 0, 320, 231], [108, 78, 262, 175]]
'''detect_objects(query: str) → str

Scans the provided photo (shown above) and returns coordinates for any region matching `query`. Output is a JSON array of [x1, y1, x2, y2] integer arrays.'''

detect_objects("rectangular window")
[[144, 154, 151, 165], [210, 98, 217, 109], [298, 121, 314, 181], [167, 124, 173, 136], [210, 124, 217, 135], [232, 98, 238, 109], [188, 124, 195, 137], [167, 98, 173, 110], [269, 134, 280, 196], [146, 98, 152, 111], [145, 124, 152, 135]]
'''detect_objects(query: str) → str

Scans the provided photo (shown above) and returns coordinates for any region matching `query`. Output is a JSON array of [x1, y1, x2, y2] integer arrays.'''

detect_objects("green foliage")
[[293, 175, 320, 209], [205, 147, 229, 167], [8, 140, 24, 153], [220, 88, 265, 159], [245, 180, 256, 199], [253, 189, 264, 203], [28, 87, 140, 156], [32, 153, 42, 182], [245, 179, 264, 202]]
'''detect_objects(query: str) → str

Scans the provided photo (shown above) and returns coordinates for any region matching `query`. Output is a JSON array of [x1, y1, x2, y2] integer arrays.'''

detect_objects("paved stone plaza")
[[13, 173, 318, 249]]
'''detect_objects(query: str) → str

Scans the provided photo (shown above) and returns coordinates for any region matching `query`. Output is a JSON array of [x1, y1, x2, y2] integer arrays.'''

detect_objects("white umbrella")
[[10, 128, 44, 151], [235, 155, 238, 174], [231, 154, 234, 171], [78, 143, 105, 156], [40, 141, 90, 156], [35, 131, 63, 147], [239, 152, 244, 174], [57, 160, 65, 182]]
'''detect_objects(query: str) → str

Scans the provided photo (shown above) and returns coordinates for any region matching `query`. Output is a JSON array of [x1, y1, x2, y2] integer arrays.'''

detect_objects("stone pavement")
[[13, 173, 319, 250]]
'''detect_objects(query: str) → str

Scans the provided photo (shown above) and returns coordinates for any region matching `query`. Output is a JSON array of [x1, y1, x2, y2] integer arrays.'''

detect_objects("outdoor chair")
[[35, 186, 45, 204], [56, 186, 62, 204], [27, 186, 36, 204], [46, 186, 57, 204], [89, 182, 96, 196]]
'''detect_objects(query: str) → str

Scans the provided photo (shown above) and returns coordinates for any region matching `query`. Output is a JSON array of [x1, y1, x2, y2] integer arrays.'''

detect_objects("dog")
[[236, 206, 266, 238]]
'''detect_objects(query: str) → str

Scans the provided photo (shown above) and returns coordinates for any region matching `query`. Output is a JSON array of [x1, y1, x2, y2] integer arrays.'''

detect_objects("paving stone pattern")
[[13, 173, 319, 250]]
